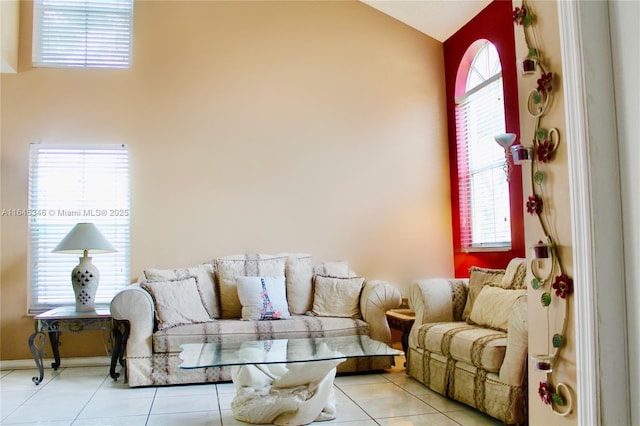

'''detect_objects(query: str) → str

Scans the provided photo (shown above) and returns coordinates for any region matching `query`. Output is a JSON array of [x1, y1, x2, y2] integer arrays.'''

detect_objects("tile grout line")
[[333, 382, 382, 425], [71, 372, 111, 425], [5, 367, 69, 424], [145, 384, 159, 426], [216, 384, 227, 426], [381, 373, 480, 426]]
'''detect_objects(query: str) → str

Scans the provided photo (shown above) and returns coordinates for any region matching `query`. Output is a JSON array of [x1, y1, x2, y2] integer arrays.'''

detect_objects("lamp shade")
[[53, 223, 116, 254], [494, 133, 517, 149]]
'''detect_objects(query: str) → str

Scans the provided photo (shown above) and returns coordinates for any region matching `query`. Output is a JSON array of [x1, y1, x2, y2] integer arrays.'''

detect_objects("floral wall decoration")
[[513, 0, 574, 416]]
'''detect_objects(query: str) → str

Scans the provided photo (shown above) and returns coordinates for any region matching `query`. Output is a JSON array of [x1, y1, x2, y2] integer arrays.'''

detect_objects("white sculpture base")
[[230, 359, 344, 425]]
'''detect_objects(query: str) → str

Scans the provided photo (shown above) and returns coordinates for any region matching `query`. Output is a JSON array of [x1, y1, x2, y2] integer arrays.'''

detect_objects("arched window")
[[444, 0, 524, 277], [455, 40, 511, 250]]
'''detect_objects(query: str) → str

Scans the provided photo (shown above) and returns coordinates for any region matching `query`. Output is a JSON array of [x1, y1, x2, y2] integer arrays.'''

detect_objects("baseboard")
[[0, 356, 111, 371]]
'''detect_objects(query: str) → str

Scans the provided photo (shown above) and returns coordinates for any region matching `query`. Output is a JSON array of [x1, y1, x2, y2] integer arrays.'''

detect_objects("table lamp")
[[53, 223, 116, 312]]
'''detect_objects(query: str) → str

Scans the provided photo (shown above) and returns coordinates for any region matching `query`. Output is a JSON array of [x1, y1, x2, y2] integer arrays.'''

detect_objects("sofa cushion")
[[216, 254, 287, 319], [312, 275, 364, 318], [141, 277, 211, 331], [313, 261, 351, 278], [462, 267, 505, 321], [143, 262, 220, 319], [152, 316, 370, 353], [499, 257, 527, 289], [469, 286, 527, 331], [416, 322, 507, 373], [236, 276, 291, 320], [283, 253, 314, 315]]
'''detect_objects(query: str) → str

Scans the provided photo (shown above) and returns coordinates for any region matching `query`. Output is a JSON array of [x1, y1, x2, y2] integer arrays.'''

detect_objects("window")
[[455, 41, 511, 250], [444, 0, 524, 277], [32, 0, 134, 68], [28, 144, 130, 313]]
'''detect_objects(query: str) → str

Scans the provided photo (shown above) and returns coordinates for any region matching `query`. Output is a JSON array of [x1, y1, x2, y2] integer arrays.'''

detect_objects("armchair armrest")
[[408, 278, 468, 348], [360, 280, 402, 343], [110, 284, 155, 358]]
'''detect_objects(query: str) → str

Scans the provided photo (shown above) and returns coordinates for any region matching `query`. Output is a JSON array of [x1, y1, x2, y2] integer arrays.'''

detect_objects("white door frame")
[[557, 1, 630, 425]]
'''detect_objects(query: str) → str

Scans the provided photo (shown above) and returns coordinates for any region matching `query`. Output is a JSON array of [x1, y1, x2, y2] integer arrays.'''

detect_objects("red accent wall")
[[444, 0, 525, 277]]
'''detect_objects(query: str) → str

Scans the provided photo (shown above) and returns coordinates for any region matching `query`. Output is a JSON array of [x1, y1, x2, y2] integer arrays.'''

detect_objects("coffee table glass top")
[[179, 335, 402, 369]]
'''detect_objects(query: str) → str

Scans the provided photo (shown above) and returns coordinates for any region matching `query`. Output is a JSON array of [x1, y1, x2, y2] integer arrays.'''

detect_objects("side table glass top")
[[180, 335, 402, 369], [35, 305, 111, 320]]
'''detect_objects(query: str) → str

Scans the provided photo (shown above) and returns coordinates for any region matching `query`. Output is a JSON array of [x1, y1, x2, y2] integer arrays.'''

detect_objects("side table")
[[28, 306, 122, 385], [386, 308, 415, 360]]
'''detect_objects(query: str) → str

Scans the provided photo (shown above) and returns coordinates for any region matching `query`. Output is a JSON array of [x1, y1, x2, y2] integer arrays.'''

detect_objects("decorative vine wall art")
[[513, 0, 574, 416]]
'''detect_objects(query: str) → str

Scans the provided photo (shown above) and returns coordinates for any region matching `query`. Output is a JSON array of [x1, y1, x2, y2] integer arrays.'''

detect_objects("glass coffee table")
[[180, 335, 402, 425]]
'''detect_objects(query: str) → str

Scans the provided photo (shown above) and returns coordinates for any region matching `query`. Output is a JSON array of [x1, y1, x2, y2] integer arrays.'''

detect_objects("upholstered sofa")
[[406, 258, 528, 424], [110, 253, 402, 387]]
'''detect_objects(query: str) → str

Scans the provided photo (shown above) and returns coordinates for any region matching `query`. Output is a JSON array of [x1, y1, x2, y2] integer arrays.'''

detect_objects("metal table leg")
[[110, 320, 129, 380], [28, 332, 47, 385], [49, 331, 61, 370]]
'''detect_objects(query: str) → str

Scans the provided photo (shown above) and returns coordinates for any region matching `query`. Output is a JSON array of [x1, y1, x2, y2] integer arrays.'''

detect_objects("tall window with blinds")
[[28, 144, 130, 313], [32, 0, 134, 68], [455, 41, 511, 250]]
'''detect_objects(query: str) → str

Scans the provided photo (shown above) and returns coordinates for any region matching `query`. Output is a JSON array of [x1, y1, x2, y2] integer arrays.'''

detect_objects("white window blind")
[[455, 42, 511, 250], [28, 144, 130, 313], [32, 0, 134, 68]]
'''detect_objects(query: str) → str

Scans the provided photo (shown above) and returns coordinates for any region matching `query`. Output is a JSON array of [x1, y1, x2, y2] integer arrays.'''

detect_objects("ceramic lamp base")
[[72, 256, 99, 312]]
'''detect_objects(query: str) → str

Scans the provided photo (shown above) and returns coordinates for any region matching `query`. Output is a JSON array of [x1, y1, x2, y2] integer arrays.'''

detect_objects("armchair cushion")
[[416, 322, 507, 373], [462, 267, 505, 320], [500, 257, 527, 289], [469, 286, 527, 331]]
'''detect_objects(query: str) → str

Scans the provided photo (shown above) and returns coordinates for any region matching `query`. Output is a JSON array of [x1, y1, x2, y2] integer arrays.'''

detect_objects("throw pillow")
[[141, 277, 211, 330], [216, 254, 287, 318], [312, 275, 365, 318], [282, 253, 314, 315], [143, 262, 220, 318], [462, 266, 506, 321], [236, 276, 291, 320], [469, 286, 527, 331]]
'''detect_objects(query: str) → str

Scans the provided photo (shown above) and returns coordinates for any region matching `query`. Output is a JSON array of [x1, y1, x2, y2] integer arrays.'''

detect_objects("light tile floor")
[[0, 359, 501, 425]]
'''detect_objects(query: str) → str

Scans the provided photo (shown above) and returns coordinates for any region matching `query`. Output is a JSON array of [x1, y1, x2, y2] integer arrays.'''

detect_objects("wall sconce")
[[494, 133, 517, 181]]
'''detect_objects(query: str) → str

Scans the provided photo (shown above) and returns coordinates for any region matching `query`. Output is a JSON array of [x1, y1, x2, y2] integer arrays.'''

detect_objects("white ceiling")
[[361, 0, 492, 42]]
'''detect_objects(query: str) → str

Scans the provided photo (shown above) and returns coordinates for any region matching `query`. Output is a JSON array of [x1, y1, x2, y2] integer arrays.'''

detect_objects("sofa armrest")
[[408, 278, 468, 348], [499, 294, 528, 386], [110, 284, 155, 358], [360, 280, 402, 343]]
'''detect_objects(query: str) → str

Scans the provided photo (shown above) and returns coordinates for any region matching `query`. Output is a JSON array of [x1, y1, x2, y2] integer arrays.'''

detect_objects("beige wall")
[[0, 1, 453, 360], [1, 0, 19, 73], [515, 1, 577, 424]]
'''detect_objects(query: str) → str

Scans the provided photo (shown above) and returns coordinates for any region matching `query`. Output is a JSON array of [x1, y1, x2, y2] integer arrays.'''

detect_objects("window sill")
[[460, 245, 512, 253]]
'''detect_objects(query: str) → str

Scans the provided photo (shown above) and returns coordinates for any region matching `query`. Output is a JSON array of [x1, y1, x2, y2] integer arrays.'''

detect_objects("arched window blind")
[[32, 0, 134, 68], [28, 144, 130, 313], [455, 42, 511, 250]]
